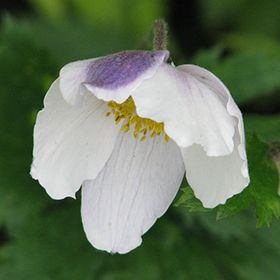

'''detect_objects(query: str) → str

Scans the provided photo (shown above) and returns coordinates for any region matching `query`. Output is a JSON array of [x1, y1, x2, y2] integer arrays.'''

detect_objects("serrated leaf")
[[215, 188, 252, 219], [245, 133, 280, 227], [175, 187, 211, 212], [176, 133, 280, 228]]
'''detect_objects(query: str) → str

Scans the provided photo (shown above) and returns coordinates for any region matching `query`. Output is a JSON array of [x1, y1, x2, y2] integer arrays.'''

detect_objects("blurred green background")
[[0, 0, 280, 279]]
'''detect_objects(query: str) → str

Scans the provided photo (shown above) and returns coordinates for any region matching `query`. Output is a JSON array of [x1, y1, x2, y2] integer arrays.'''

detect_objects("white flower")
[[31, 50, 250, 254]]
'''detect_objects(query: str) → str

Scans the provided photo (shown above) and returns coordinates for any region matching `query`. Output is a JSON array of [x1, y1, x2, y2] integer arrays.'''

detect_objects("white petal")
[[81, 129, 185, 254], [31, 79, 121, 199], [59, 58, 96, 106], [179, 64, 250, 180], [181, 127, 250, 208], [84, 51, 169, 104], [178, 64, 248, 158], [59, 51, 169, 106], [131, 63, 238, 156]]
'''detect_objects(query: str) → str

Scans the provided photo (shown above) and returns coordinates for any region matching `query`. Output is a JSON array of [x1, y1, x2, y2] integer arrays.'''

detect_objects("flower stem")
[[153, 19, 168, 51]]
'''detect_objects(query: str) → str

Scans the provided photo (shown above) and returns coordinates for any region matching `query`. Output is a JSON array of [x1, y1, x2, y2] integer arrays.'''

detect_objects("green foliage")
[[0, 202, 237, 280], [0, 16, 57, 233], [201, 0, 280, 37], [177, 133, 280, 228], [28, 0, 164, 39], [176, 187, 211, 213], [1, 15, 133, 67]]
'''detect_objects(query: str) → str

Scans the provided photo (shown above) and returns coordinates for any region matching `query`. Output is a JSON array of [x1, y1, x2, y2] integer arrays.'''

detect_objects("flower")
[[31, 49, 250, 254]]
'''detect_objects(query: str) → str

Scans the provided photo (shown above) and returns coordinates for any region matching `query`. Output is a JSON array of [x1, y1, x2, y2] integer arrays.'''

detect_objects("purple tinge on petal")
[[84, 50, 168, 90]]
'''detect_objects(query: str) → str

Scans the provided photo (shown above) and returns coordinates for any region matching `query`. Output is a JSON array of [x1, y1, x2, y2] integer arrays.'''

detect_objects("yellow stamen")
[[164, 134, 170, 142], [106, 96, 169, 142], [150, 131, 156, 138], [140, 135, 147, 141]]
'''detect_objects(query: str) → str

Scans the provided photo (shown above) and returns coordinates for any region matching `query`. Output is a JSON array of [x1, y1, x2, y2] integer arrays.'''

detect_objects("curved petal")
[[59, 51, 169, 106], [181, 127, 250, 208], [83, 50, 169, 103], [59, 58, 96, 106], [31, 79, 121, 199], [178, 64, 250, 180], [81, 129, 185, 254], [131, 63, 238, 156]]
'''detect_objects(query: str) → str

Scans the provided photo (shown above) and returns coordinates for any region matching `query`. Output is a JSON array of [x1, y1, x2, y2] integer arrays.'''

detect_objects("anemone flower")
[[31, 49, 249, 254]]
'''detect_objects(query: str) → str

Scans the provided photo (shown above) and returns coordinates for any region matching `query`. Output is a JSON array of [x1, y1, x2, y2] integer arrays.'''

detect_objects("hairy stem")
[[153, 19, 168, 51]]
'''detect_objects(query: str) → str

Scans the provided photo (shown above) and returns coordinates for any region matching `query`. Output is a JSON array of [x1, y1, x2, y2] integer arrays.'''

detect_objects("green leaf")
[[215, 188, 252, 219], [246, 133, 280, 227], [175, 187, 212, 212], [176, 133, 280, 228]]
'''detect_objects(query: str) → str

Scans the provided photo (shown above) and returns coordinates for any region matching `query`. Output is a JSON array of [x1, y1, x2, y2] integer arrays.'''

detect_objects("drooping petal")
[[181, 126, 250, 208], [81, 129, 185, 254], [178, 64, 249, 207], [59, 50, 169, 106], [31, 79, 121, 199], [59, 58, 96, 106], [131, 63, 238, 156], [178, 64, 248, 163]]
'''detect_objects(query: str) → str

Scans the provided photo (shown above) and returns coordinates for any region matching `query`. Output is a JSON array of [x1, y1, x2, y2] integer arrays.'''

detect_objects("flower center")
[[106, 97, 169, 142]]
